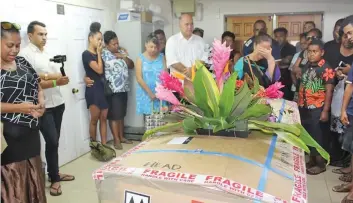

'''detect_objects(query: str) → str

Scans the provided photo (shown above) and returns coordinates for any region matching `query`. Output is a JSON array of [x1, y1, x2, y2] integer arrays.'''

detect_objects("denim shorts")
[[342, 115, 353, 154]]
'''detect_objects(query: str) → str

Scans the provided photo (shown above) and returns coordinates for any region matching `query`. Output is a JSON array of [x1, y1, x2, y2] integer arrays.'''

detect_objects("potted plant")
[[142, 39, 329, 163]]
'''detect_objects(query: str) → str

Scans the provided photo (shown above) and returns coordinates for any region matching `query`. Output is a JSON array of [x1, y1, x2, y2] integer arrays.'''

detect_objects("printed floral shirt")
[[102, 48, 129, 93], [298, 59, 335, 109]]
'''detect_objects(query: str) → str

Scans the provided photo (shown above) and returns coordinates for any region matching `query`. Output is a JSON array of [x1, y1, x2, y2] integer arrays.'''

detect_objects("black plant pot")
[[195, 120, 249, 138]]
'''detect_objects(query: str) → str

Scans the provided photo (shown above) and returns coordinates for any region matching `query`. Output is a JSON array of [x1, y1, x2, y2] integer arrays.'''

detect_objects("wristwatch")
[[44, 73, 49, 80]]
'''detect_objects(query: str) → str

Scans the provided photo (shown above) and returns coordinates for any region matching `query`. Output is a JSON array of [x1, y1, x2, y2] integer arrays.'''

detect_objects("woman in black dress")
[[1, 22, 46, 203], [82, 22, 109, 144]]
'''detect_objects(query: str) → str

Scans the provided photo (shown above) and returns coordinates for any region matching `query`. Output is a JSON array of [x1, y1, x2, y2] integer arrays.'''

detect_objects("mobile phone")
[[339, 61, 347, 67]]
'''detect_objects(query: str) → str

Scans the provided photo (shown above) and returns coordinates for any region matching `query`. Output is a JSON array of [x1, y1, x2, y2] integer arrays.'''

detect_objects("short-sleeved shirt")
[[19, 43, 64, 108], [1, 57, 41, 129], [279, 42, 297, 85], [166, 32, 208, 71], [82, 50, 105, 85], [347, 66, 353, 116], [298, 59, 335, 109], [280, 42, 297, 59], [298, 50, 309, 68], [233, 56, 281, 88], [101, 48, 129, 93], [324, 41, 353, 68]]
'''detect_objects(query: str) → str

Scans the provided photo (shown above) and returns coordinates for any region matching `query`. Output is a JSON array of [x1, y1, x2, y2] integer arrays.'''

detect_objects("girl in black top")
[[81, 22, 109, 144], [1, 22, 46, 203]]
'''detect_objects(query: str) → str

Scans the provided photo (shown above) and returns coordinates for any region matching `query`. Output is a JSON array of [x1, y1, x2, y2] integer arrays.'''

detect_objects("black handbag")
[[103, 77, 113, 96]]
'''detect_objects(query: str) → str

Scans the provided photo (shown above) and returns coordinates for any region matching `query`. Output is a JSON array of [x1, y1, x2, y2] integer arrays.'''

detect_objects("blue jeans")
[[342, 115, 353, 154], [40, 104, 65, 183]]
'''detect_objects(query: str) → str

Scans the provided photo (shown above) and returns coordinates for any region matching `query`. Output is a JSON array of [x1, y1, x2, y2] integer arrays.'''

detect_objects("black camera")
[[50, 55, 66, 63], [50, 55, 67, 76]]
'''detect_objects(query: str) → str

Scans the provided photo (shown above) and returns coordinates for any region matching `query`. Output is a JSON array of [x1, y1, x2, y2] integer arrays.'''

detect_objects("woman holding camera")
[[1, 21, 46, 203]]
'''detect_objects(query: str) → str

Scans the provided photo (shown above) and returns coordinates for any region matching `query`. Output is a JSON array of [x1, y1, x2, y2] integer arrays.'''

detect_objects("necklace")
[[1, 61, 17, 71]]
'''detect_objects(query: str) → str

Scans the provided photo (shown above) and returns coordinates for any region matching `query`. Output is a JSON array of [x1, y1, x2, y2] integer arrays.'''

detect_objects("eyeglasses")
[[1, 22, 21, 30], [306, 36, 318, 40]]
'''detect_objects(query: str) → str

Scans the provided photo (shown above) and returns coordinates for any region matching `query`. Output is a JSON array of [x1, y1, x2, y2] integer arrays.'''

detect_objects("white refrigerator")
[[115, 21, 153, 139]]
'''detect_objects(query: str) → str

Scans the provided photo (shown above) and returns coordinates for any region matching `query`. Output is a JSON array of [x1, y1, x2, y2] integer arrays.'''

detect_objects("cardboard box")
[[93, 100, 307, 203], [117, 12, 141, 22], [141, 11, 152, 23]]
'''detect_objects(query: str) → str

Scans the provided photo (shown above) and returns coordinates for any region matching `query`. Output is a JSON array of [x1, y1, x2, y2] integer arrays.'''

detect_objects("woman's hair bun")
[[90, 22, 101, 33]]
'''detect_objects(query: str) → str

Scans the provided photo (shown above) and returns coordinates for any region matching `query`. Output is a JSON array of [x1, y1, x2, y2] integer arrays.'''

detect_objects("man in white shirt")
[[166, 13, 208, 78], [19, 21, 74, 196]]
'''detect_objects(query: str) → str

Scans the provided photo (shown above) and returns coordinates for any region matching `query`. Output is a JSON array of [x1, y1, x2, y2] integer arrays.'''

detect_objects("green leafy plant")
[[143, 39, 330, 163]]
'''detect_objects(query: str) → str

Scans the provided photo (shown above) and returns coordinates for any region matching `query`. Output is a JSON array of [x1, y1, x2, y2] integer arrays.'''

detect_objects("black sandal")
[[333, 184, 351, 193], [306, 166, 326, 175], [340, 174, 352, 183], [59, 174, 75, 182], [333, 168, 351, 175], [50, 183, 62, 196]]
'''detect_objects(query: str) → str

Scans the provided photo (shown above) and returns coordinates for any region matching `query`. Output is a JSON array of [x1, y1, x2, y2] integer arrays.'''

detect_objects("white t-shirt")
[[165, 32, 208, 72], [19, 43, 64, 108]]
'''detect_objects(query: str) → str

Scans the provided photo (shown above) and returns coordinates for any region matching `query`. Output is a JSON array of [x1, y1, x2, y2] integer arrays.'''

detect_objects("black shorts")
[[342, 115, 353, 154], [299, 108, 330, 156], [107, 92, 128, 120]]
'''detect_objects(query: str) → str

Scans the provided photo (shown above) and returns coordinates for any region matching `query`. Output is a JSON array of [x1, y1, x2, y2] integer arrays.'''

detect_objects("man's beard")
[[344, 41, 353, 49]]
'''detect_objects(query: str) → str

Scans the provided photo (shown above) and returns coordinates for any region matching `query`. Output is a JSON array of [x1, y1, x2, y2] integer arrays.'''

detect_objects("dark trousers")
[[40, 104, 65, 183]]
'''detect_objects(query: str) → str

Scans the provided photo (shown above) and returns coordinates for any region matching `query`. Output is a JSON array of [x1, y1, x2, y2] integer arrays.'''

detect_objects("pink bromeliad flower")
[[155, 83, 181, 105], [264, 82, 285, 99], [212, 39, 232, 91], [159, 71, 184, 96]]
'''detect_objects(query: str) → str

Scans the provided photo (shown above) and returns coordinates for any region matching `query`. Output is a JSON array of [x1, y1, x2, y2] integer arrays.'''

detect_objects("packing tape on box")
[[254, 99, 287, 203]]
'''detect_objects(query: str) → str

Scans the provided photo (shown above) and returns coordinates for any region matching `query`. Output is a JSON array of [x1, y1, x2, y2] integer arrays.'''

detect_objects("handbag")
[[103, 77, 113, 96], [89, 139, 116, 162], [145, 100, 167, 131], [331, 79, 346, 117]]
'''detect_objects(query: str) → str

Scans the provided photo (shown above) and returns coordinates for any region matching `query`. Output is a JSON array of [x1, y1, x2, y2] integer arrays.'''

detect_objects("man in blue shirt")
[[243, 20, 281, 61]]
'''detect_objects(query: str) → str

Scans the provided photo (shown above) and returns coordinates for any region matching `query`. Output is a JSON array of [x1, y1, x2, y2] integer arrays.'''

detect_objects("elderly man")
[[165, 13, 208, 79]]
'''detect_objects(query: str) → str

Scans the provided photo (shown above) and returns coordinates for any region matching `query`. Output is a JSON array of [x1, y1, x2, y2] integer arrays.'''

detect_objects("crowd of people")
[[1, 13, 353, 203]]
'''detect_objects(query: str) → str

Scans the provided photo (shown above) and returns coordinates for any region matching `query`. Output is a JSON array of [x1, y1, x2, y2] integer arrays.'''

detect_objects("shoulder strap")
[[245, 57, 256, 81]]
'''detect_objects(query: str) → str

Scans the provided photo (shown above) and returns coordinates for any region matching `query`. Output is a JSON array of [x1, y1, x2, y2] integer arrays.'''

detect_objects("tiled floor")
[[47, 142, 347, 203]]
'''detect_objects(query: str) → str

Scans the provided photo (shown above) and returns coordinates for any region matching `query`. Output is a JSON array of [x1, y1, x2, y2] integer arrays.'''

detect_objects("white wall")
[[45, 0, 120, 31], [154, 0, 353, 44]]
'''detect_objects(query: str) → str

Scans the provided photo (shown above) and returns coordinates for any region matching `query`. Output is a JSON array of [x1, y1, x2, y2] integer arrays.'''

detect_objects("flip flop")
[[340, 174, 352, 183], [333, 184, 351, 193], [114, 143, 123, 150], [306, 166, 326, 175], [121, 138, 133, 144], [342, 196, 353, 203], [50, 183, 62, 196], [333, 168, 351, 175], [59, 174, 75, 182]]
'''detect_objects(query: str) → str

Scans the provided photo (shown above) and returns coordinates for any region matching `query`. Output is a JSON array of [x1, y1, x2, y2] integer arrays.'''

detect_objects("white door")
[[0, 0, 105, 166]]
